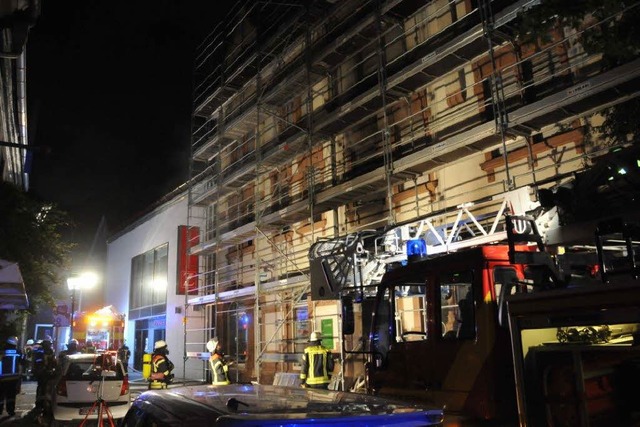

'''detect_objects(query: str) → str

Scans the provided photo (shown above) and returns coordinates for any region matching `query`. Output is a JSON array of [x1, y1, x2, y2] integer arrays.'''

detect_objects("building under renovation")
[[0, 0, 39, 190], [183, 0, 640, 388]]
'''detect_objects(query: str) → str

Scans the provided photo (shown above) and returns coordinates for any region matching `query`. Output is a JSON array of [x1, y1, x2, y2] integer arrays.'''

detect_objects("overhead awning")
[[0, 259, 29, 310]]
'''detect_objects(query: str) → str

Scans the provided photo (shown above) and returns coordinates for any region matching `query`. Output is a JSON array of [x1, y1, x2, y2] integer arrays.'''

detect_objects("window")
[[295, 306, 309, 354], [394, 283, 427, 342], [130, 243, 168, 315], [225, 306, 250, 365], [63, 355, 125, 381], [440, 271, 475, 339], [371, 287, 393, 366], [371, 281, 428, 368]]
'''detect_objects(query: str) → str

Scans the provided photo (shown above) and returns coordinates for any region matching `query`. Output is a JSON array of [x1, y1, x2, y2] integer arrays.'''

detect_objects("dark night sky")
[[26, 1, 229, 260]]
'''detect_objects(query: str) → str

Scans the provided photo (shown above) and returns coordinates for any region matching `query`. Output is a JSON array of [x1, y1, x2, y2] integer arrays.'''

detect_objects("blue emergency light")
[[406, 238, 427, 261], [240, 313, 250, 329]]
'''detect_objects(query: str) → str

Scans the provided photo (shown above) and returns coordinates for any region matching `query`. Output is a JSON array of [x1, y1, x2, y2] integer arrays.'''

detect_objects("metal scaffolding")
[[184, 0, 640, 387]]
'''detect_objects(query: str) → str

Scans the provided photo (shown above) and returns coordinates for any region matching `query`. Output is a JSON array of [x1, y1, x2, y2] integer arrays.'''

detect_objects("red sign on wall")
[[177, 225, 199, 295]]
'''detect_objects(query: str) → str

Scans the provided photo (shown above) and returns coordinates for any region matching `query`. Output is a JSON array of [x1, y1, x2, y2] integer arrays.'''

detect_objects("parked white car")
[[52, 352, 131, 424]]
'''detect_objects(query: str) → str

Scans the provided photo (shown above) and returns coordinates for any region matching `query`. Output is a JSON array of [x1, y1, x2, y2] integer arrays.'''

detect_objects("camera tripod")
[[79, 370, 116, 427]]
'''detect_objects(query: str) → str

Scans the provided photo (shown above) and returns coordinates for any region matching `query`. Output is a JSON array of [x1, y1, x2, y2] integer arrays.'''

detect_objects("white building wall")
[[105, 190, 205, 381]]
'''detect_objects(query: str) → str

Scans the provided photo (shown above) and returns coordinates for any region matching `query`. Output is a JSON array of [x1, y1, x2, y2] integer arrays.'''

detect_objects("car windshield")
[[64, 355, 124, 381]]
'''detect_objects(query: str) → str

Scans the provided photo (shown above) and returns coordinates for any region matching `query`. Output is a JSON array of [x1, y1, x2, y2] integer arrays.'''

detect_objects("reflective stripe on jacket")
[[151, 354, 170, 377], [149, 353, 172, 389], [300, 345, 334, 386], [209, 354, 230, 385], [0, 349, 22, 381]]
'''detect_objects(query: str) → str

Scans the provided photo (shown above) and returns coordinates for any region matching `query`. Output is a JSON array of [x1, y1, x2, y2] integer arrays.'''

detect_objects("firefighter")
[[83, 340, 96, 354], [33, 339, 56, 416], [149, 340, 174, 389], [118, 341, 131, 373], [57, 339, 80, 365], [300, 331, 334, 389], [22, 338, 34, 381], [206, 338, 230, 385], [0, 337, 22, 416]]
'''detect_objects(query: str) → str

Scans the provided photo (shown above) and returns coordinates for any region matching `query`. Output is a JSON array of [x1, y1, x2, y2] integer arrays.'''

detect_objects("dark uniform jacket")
[[32, 347, 56, 379], [209, 353, 230, 385], [149, 353, 174, 389], [300, 344, 334, 388]]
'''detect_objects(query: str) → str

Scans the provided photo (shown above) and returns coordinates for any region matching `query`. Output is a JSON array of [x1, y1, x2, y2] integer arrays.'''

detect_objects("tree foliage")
[[515, 0, 640, 146], [0, 181, 75, 334], [516, 0, 640, 68]]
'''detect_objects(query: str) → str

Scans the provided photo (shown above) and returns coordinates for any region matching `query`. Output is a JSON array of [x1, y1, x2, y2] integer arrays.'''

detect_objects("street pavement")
[[0, 370, 158, 426]]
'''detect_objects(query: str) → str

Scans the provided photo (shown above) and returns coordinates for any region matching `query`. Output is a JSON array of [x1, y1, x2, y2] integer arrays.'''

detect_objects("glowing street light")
[[67, 272, 99, 338], [67, 272, 98, 291]]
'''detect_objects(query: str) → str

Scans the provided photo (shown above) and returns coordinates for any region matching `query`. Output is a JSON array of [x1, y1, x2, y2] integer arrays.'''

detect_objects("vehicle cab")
[[366, 244, 530, 421]]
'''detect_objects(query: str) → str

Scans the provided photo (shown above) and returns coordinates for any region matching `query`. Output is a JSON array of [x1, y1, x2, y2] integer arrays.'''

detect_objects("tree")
[[0, 181, 75, 336], [515, 0, 640, 146]]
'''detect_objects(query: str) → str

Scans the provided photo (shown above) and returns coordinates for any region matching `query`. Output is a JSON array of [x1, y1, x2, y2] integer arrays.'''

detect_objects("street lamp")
[[67, 272, 98, 339]]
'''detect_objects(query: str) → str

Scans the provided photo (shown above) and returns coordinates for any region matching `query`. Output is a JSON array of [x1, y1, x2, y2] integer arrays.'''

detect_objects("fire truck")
[[71, 305, 125, 352], [309, 147, 640, 425]]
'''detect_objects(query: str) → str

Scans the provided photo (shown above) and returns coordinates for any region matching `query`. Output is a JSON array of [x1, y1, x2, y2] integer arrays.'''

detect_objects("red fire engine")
[[309, 147, 640, 426], [71, 305, 125, 351]]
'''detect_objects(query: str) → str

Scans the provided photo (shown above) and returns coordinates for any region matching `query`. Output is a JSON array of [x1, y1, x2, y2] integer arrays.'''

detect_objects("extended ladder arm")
[[309, 231, 378, 300], [506, 214, 569, 289]]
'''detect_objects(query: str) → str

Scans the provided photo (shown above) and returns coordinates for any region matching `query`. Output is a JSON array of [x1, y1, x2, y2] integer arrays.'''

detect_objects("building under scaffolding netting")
[[184, 0, 640, 388]]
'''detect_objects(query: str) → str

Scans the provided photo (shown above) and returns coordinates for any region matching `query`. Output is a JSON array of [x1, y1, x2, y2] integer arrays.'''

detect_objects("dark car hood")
[[134, 383, 443, 426]]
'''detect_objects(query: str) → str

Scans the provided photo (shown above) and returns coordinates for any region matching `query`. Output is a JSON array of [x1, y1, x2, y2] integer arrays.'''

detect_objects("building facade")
[[186, 0, 640, 387], [106, 187, 206, 380], [0, 0, 39, 190]]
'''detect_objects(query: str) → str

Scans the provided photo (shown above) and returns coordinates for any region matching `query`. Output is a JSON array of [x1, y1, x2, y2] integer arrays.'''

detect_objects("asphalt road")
[[0, 380, 40, 427]]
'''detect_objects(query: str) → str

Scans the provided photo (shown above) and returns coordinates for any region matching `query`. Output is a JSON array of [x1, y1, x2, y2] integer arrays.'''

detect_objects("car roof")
[[66, 353, 101, 360], [131, 384, 443, 426], [65, 353, 116, 363], [66, 352, 120, 359], [62, 353, 124, 371]]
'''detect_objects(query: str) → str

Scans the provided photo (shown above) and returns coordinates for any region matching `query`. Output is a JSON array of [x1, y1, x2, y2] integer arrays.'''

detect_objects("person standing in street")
[[32, 339, 56, 416], [118, 341, 131, 373], [57, 339, 80, 366], [206, 338, 230, 385], [149, 340, 174, 389], [22, 339, 34, 381], [0, 337, 23, 416], [83, 340, 96, 354], [300, 331, 334, 389]]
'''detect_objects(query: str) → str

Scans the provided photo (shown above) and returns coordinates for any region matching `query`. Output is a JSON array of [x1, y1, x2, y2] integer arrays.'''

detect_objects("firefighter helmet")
[[154, 340, 168, 351], [26, 339, 34, 345], [6, 336, 18, 346], [309, 331, 322, 342], [206, 338, 219, 353]]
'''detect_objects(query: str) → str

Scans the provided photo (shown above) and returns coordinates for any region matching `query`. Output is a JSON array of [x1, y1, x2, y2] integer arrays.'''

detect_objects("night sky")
[[26, 1, 229, 261]]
